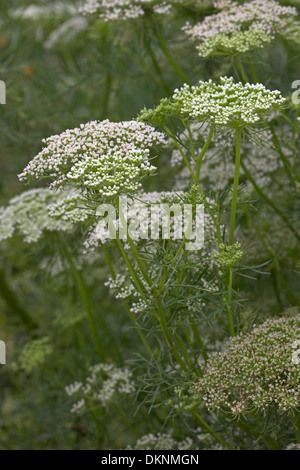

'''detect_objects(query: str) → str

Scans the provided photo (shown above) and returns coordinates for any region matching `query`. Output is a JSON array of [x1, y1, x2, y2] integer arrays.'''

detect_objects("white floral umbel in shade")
[[183, 0, 297, 57], [126, 433, 193, 450], [0, 188, 89, 243], [79, 0, 172, 21], [18, 119, 166, 200], [195, 315, 300, 415], [65, 363, 135, 414]]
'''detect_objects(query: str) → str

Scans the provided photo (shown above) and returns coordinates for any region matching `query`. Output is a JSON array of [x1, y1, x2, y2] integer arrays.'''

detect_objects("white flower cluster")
[[102, 192, 223, 316], [48, 192, 90, 224], [12, 2, 78, 20], [170, 123, 234, 190], [129, 298, 149, 315], [13, 337, 53, 374], [292, 340, 300, 366], [65, 363, 135, 413], [183, 0, 297, 57], [172, 77, 286, 127], [126, 432, 193, 450], [0, 188, 86, 243], [195, 315, 300, 414], [104, 273, 137, 299], [18, 120, 166, 199], [84, 190, 185, 249], [285, 443, 300, 450], [79, 0, 172, 21], [44, 17, 89, 50]]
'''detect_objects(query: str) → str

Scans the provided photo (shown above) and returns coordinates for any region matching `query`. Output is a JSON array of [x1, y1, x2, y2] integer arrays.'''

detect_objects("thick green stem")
[[118, 202, 189, 370], [227, 268, 235, 336], [226, 129, 242, 336], [229, 129, 242, 245]]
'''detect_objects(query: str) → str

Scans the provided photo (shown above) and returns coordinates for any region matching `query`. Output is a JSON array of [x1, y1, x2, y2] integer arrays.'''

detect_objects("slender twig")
[[0, 269, 37, 333], [59, 240, 105, 360], [241, 161, 300, 241]]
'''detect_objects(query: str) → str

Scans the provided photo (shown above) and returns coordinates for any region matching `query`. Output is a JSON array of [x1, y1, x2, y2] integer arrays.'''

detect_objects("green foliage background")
[[0, 0, 299, 449]]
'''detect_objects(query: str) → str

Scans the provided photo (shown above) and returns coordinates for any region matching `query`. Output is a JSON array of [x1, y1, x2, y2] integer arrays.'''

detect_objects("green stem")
[[232, 418, 280, 450], [146, 42, 172, 94], [246, 212, 297, 304], [292, 411, 300, 443], [247, 57, 258, 83], [0, 268, 37, 333], [226, 129, 242, 336], [118, 201, 189, 368], [108, 33, 166, 90], [229, 129, 242, 245], [195, 124, 215, 183], [112, 404, 138, 434], [115, 234, 148, 304], [227, 268, 235, 336], [193, 412, 232, 449], [104, 245, 153, 356], [102, 246, 147, 359], [156, 297, 189, 371], [189, 314, 208, 361], [182, 119, 197, 162], [104, 232, 153, 356], [241, 161, 300, 241], [163, 124, 196, 180], [101, 72, 112, 116], [60, 241, 105, 360], [151, 21, 191, 85], [235, 57, 249, 83], [269, 121, 296, 189]]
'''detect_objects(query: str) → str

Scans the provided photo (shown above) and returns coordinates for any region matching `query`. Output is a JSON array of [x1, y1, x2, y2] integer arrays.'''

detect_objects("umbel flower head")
[[18, 120, 166, 199], [125, 432, 193, 450], [0, 188, 88, 243], [12, 337, 53, 374], [79, 0, 172, 21], [183, 0, 297, 57], [65, 363, 135, 414], [195, 315, 300, 415], [139, 76, 285, 128]]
